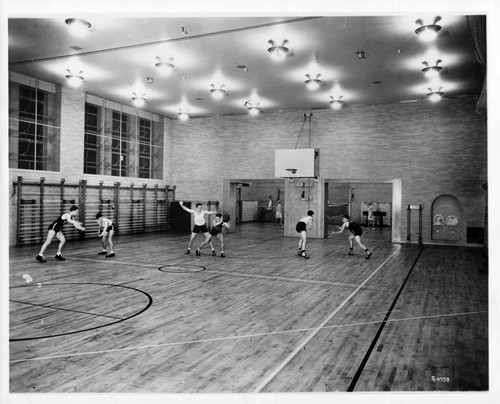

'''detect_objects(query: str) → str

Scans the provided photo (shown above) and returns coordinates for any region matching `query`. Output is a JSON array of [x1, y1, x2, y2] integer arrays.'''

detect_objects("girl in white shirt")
[[274, 199, 283, 229], [96, 212, 116, 258], [295, 210, 314, 259], [179, 201, 218, 255]]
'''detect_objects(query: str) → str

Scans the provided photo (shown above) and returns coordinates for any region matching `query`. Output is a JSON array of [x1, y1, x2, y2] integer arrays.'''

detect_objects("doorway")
[[223, 179, 285, 230], [324, 179, 401, 243]]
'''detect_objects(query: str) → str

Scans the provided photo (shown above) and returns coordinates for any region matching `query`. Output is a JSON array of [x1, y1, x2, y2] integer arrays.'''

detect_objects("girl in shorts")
[[96, 212, 116, 258], [296, 210, 314, 259], [332, 214, 372, 259], [274, 199, 283, 229], [179, 201, 218, 255], [197, 213, 231, 257], [36, 205, 85, 263]]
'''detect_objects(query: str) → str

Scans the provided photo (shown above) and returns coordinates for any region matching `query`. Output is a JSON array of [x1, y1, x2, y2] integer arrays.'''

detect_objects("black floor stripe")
[[346, 246, 424, 392], [10, 282, 153, 341]]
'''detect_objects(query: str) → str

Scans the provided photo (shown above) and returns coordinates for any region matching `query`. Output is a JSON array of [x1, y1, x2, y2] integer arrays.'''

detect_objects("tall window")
[[84, 103, 100, 174], [18, 86, 45, 170], [111, 111, 128, 177], [83, 101, 163, 179], [9, 81, 61, 171], [139, 118, 151, 178]]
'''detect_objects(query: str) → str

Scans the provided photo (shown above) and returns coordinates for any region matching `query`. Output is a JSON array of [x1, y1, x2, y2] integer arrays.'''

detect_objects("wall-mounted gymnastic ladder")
[[13, 176, 176, 246]]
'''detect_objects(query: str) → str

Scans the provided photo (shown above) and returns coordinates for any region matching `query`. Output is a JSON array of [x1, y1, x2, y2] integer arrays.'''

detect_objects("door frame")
[[324, 178, 401, 243]]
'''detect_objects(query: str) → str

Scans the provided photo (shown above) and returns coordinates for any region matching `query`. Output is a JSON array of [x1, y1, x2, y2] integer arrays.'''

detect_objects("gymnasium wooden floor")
[[8, 222, 488, 393]]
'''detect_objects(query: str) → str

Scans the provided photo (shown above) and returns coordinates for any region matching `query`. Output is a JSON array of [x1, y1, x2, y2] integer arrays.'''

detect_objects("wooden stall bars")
[[13, 177, 176, 246]]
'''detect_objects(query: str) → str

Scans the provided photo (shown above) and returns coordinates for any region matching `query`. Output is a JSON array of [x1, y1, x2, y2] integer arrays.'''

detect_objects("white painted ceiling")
[[8, 14, 485, 119]]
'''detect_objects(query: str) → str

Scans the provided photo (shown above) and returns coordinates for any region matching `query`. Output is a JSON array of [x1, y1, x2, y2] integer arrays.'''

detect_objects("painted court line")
[[252, 245, 402, 393], [9, 308, 486, 364]]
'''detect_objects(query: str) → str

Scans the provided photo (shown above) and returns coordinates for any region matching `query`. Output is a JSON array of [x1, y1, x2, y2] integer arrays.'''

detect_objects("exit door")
[[432, 194, 461, 242]]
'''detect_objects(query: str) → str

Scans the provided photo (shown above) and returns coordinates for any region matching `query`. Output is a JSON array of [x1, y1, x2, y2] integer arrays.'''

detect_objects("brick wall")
[[169, 97, 487, 244]]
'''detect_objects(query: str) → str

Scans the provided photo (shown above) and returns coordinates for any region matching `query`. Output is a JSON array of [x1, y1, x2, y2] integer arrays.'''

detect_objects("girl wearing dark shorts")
[[332, 214, 372, 259], [197, 213, 231, 257], [179, 201, 218, 255], [36, 205, 85, 263], [96, 212, 116, 258], [296, 210, 314, 259]]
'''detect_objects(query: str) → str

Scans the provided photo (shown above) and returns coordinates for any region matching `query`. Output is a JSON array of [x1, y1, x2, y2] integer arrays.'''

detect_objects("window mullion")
[[34, 78, 38, 170]]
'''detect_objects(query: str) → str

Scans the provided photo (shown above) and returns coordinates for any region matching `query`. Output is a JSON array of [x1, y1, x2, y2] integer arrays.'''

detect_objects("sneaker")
[[98, 251, 107, 255], [366, 227, 370, 230], [301, 253, 310, 259], [185, 249, 191, 255], [371, 228, 376, 231], [211, 250, 216, 256], [195, 249, 201, 256], [347, 250, 354, 256], [106, 253, 115, 258], [36, 255, 46, 263], [221, 253, 226, 258], [297, 250, 303, 256], [365, 252, 373, 260], [55, 254, 66, 261]]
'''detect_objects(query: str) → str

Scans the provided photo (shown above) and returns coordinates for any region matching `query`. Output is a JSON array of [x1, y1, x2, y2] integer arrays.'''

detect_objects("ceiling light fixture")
[[65, 18, 91, 36], [178, 109, 190, 121], [415, 17, 442, 42], [65, 69, 84, 88], [356, 51, 366, 59], [427, 87, 444, 103], [244, 100, 261, 115], [421, 60, 443, 78], [155, 57, 175, 75], [132, 93, 147, 108], [210, 84, 226, 100], [329, 96, 344, 110], [305, 74, 322, 91], [267, 39, 289, 61]]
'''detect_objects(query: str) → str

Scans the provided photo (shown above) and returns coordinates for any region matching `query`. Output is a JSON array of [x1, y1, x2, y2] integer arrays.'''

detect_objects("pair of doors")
[[432, 195, 460, 241]]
